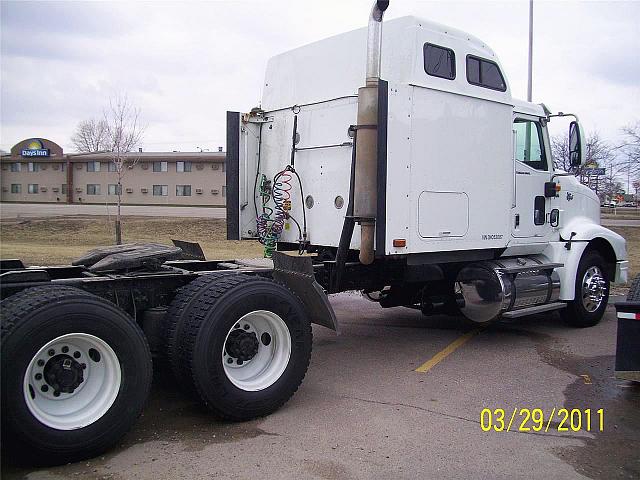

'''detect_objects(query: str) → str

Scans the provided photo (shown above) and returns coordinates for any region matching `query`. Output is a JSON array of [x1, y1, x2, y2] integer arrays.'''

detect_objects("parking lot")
[[3, 292, 638, 480]]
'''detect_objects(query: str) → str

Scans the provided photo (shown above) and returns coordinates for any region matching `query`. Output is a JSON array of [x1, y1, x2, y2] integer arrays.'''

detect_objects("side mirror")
[[569, 121, 585, 167]]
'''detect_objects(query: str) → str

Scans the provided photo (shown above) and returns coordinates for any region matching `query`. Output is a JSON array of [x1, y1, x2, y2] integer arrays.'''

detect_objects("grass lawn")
[[1, 216, 638, 287], [0, 216, 263, 266], [608, 226, 639, 282]]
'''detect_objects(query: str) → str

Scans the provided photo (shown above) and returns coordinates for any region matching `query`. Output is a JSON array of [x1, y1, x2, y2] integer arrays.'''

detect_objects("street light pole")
[[527, 0, 534, 102]]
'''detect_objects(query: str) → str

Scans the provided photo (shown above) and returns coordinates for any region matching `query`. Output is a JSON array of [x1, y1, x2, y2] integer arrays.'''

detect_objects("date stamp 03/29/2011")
[[480, 408, 605, 433]]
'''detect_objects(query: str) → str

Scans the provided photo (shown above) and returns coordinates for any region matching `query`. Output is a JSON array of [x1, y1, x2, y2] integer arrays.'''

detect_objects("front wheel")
[[561, 251, 610, 328], [1, 286, 152, 465]]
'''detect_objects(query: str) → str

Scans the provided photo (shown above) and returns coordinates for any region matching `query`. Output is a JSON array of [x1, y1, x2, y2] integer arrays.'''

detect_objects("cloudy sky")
[[1, 0, 638, 154]]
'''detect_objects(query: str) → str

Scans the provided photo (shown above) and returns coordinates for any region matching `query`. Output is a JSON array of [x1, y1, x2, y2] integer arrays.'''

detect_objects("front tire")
[[1, 286, 152, 465], [561, 251, 610, 327], [173, 274, 312, 421]]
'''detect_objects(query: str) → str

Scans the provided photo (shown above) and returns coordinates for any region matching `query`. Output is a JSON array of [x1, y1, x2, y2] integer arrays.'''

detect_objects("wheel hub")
[[582, 266, 607, 312], [24, 333, 122, 430], [222, 310, 292, 392], [43, 354, 84, 393], [225, 329, 259, 362]]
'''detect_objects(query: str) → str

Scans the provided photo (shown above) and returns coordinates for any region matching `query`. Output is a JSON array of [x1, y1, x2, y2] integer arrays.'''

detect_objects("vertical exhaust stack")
[[354, 0, 389, 265]]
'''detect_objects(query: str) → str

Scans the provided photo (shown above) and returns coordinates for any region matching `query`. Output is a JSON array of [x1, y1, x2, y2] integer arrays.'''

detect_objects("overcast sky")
[[1, 0, 638, 154]]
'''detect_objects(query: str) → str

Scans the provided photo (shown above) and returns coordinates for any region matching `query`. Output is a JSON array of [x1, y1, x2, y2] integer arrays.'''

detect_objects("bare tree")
[[552, 131, 616, 172], [71, 118, 109, 153], [103, 95, 145, 244], [551, 131, 621, 201], [617, 122, 640, 192]]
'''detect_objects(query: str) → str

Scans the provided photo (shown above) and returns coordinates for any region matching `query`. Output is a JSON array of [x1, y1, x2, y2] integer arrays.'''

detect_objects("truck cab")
[[227, 12, 627, 326]]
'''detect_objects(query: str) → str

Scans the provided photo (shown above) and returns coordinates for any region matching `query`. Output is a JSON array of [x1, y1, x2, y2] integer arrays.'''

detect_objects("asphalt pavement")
[[601, 219, 640, 227], [3, 293, 638, 479]]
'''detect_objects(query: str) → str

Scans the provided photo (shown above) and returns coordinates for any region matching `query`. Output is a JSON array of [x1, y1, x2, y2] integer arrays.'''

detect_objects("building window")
[[87, 184, 101, 195], [62, 184, 68, 195], [28, 184, 39, 194], [108, 184, 121, 195], [28, 162, 39, 172], [153, 161, 168, 172], [176, 185, 191, 196], [222, 185, 226, 197], [86, 161, 101, 172], [423, 43, 456, 80], [466, 55, 506, 92], [11, 184, 21, 193], [222, 162, 226, 172], [10, 162, 21, 172], [108, 162, 117, 172], [176, 161, 192, 172], [60, 162, 66, 172], [153, 185, 168, 196]]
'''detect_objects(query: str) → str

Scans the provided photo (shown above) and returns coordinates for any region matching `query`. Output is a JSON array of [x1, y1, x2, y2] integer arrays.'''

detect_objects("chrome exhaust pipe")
[[366, 0, 389, 85], [355, 0, 388, 265]]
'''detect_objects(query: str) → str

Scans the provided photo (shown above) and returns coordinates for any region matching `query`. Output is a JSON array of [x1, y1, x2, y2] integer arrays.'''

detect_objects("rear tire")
[[174, 274, 312, 420], [561, 251, 610, 328], [1, 285, 152, 466]]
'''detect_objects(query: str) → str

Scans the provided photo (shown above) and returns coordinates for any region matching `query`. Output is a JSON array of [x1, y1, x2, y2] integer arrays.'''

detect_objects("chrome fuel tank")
[[455, 257, 561, 323]]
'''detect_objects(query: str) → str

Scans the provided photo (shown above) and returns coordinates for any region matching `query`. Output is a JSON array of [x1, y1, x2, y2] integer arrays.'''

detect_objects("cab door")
[[511, 116, 552, 239]]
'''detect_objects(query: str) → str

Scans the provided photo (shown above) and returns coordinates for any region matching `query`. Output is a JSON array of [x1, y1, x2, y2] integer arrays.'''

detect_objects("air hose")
[[256, 166, 307, 258]]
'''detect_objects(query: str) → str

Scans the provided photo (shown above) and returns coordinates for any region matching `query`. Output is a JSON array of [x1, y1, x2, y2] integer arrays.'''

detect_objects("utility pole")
[[527, 0, 533, 102]]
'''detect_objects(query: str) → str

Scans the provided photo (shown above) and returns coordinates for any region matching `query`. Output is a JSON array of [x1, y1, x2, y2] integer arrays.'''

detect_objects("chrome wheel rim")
[[581, 266, 607, 313], [222, 310, 291, 392], [23, 333, 121, 430]]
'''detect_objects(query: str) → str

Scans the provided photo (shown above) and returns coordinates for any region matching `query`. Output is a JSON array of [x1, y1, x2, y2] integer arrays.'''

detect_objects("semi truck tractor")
[[0, 0, 627, 465]]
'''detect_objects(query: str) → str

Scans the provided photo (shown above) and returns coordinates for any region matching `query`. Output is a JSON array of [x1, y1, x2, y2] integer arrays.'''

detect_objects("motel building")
[[1, 138, 227, 206]]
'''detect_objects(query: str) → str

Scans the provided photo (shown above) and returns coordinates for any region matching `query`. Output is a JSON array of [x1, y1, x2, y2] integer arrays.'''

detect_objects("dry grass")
[[0, 216, 263, 266], [608, 226, 640, 281], [1, 217, 638, 285]]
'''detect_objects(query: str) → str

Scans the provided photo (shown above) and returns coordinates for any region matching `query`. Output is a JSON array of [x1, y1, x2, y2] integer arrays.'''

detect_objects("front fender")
[[560, 218, 626, 260], [544, 219, 628, 300]]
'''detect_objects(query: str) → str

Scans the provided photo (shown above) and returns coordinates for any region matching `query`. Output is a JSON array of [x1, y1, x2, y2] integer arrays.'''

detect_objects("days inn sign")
[[21, 139, 50, 157]]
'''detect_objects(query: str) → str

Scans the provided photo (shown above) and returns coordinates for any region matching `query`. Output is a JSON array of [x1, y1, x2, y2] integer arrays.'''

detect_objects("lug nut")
[[37, 359, 45, 367], [48, 349, 55, 356], [227, 358, 233, 364], [61, 346, 69, 353], [237, 359, 244, 365], [73, 351, 81, 359], [243, 324, 250, 330], [81, 363, 86, 369], [41, 385, 49, 393], [53, 391, 60, 397], [35, 373, 42, 380], [235, 323, 240, 329]]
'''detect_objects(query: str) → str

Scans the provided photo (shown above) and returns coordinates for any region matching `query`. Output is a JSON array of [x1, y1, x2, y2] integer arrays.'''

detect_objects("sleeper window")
[[466, 55, 506, 91], [424, 43, 456, 80], [514, 120, 548, 171]]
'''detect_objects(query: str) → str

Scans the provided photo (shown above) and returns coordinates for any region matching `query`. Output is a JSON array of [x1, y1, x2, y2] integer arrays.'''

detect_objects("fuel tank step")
[[501, 302, 567, 319], [495, 262, 564, 274]]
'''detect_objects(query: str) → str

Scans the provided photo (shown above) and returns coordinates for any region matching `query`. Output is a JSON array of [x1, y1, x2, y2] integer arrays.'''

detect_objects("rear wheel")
[[561, 251, 610, 327], [173, 274, 312, 420], [1, 286, 152, 465]]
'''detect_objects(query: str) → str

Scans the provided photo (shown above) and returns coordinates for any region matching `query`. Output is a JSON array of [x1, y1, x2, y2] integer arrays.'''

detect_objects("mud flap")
[[272, 251, 339, 332]]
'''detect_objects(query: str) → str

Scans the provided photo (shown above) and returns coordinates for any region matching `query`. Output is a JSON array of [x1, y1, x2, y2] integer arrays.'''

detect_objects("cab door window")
[[513, 120, 548, 171]]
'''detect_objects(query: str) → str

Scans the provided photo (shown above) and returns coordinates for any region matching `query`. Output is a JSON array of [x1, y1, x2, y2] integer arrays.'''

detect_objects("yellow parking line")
[[415, 328, 482, 373]]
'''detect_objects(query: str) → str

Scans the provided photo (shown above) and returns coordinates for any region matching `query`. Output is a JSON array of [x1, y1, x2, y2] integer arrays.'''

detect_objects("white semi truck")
[[0, 0, 627, 465]]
